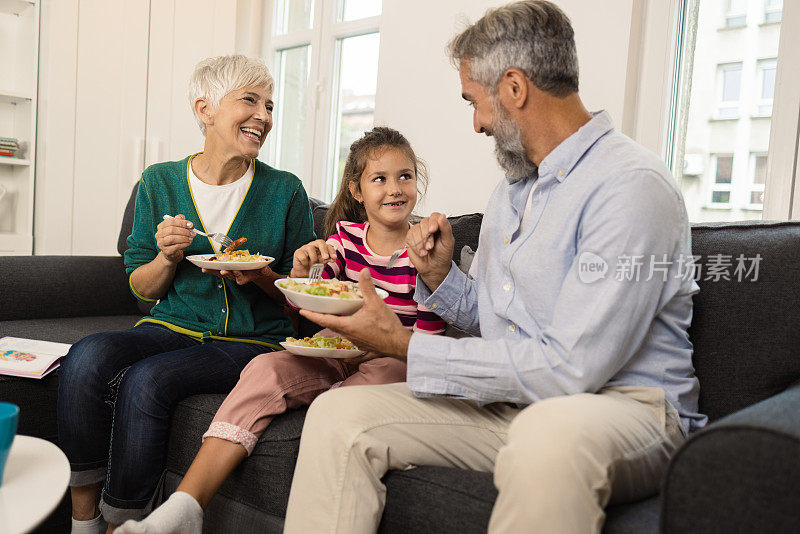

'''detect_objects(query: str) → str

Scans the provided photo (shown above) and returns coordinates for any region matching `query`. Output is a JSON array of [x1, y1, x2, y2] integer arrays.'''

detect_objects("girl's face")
[[349, 147, 418, 230]]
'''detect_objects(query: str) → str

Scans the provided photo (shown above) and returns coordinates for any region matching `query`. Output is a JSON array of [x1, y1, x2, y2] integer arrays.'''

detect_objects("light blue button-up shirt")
[[409, 111, 707, 434]]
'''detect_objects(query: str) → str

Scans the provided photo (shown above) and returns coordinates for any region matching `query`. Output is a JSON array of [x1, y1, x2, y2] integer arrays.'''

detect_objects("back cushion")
[[689, 221, 800, 421]]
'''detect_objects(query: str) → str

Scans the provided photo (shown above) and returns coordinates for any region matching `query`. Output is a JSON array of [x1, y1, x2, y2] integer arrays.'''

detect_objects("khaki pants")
[[284, 382, 685, 534]]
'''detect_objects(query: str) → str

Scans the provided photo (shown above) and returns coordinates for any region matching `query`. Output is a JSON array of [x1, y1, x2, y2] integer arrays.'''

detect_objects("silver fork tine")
[[308, 263, 324, 283]]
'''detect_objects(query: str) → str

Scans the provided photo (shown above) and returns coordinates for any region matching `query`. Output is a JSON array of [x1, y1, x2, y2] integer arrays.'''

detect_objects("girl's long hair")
[[324, 126, 428, 238]]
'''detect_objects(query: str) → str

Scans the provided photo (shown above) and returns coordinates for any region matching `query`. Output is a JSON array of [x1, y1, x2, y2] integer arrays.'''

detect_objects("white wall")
[[374, 0, 638, 217], [33, 0, 655, 254]]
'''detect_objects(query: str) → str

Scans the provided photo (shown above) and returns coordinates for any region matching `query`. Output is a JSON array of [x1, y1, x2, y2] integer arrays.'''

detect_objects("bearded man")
[[283, 2, 707, 533]]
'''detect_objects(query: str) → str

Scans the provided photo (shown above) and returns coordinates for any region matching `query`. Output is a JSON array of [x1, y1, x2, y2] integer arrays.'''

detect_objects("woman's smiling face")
[[350, 148, 418, 230], [205, 85, 273, 158]]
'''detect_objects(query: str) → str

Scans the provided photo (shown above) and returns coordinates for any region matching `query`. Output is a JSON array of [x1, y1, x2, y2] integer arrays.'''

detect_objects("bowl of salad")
[[280, 334, 364, 358], [274, 277, 389, 315]]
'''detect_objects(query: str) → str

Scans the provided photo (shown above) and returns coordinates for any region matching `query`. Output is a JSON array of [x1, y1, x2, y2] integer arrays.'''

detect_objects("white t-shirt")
[[188, 160, 254, 252]]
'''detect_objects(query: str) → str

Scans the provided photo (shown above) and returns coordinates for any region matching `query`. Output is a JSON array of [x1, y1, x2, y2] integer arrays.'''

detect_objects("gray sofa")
[[1, 187, 799, 533]]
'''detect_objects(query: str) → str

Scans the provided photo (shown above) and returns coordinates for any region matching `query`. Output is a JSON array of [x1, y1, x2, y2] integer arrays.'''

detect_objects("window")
[[264, 0, 381, 201], [724, 0, 747, 27], [755, 59, 776, 115], [764, 0, 783, 23], [747, 153, 768, 207], [716, 63, 742, 118], [710, 155, 734, 206], [666, 0, 784, 222]]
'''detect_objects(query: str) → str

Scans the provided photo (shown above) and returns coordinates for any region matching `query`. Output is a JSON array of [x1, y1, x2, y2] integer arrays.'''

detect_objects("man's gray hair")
[[187, 54, 275, 135], [447, 0, 578, 97]]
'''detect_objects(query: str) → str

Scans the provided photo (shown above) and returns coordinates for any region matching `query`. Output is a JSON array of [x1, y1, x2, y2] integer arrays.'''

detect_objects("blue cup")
[[0, 402, 19, 485]]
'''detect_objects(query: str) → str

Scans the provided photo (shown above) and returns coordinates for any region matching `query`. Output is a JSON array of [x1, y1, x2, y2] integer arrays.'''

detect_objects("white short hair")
[[187, 55, 275, 135]]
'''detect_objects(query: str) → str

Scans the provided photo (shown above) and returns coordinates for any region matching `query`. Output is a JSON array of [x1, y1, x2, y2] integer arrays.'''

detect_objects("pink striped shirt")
[[322, 221, 445, 335]]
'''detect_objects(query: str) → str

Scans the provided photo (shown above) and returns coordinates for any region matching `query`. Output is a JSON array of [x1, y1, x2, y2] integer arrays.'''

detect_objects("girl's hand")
[[156, 214, 194, 264], [202, 265, 275, 285], [291, 239, 337, 277], [406, 213, 454, 292]]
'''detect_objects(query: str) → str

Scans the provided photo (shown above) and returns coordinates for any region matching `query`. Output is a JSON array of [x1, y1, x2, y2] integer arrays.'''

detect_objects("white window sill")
[[759, 21, 781, 28], [718, 24, 747, 31], [709, 116, 740, 122], [703, 204, 733, 211], [750, 113, 772, 119]]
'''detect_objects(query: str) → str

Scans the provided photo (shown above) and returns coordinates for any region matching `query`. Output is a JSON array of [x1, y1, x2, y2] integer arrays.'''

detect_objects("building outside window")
[[764, 0, 783, 23], [724, 0, 747, 27], [668, 0, 782, 222], [264, 0, 381, 202]]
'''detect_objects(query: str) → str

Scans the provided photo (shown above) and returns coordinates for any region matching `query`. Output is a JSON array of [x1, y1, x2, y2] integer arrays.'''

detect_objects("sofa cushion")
[[688, 221, 800, 421], [0, 256, 140, 321]]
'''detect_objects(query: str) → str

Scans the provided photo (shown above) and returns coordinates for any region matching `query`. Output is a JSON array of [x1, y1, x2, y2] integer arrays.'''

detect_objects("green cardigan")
[[124, 155, 316, 349]]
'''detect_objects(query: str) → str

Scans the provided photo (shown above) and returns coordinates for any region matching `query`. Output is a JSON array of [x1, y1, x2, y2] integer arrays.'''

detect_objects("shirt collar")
[[521, 110, 614, 184]]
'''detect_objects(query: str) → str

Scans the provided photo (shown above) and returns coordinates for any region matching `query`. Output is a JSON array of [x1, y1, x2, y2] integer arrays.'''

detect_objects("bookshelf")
[[0, 0, 38, 254]]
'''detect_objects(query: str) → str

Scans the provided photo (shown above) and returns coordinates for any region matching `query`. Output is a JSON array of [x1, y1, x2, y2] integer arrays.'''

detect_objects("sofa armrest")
[[660, 380, 800, 533], [0, 255, 140, 321]]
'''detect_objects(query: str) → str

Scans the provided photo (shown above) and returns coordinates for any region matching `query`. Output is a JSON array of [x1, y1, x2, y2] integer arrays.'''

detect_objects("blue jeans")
[[57, 323, 266, 524]]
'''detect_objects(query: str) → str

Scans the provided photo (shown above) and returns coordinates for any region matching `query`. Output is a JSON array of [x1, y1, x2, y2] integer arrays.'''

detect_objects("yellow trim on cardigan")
[[135, 318, 282, 350], [129, 274, 157, 302]]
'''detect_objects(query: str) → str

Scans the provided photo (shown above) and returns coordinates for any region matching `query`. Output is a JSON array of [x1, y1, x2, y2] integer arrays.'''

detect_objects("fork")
[[387, 232, 432, 269], [307, 262, 324, 283], [162, 214, 234, 250]]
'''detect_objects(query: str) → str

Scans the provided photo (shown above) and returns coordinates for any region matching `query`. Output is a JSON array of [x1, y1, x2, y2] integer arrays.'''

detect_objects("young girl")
[[117, 127, 444, 534]]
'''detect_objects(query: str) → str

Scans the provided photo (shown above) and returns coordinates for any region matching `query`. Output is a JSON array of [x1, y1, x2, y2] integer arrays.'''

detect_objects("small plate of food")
[[274, 278, 389, 315], [187, 236, 274, 270], [280, 334, 364, 359]]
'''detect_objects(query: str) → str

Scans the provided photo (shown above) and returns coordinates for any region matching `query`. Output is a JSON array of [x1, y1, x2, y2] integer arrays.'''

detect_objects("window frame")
[[263, 0, 381, 200], [715, 62, 743, 119], [708, 154, 735, 208], [724, 0, 747, 28], [746, 152, 768, 209], [764, 0, 783, 24], [754, 58, 777, 116]]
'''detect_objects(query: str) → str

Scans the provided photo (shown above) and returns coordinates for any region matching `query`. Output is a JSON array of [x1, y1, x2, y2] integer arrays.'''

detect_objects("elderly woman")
[[57, 55, 316, 534]]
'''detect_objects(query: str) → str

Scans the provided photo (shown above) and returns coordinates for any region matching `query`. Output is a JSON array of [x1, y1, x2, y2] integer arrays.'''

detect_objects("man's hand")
[[406, 212, 454, 292], [299, 269, 412, 359]]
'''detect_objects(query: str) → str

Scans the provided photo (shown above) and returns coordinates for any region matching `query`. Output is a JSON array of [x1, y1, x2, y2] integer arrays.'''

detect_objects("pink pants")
[[202, 331, 407, 454]]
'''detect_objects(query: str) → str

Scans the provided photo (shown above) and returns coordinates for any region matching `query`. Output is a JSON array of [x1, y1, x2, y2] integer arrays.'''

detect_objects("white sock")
[[71, 513, 107, 534], [115, 492, 203, 534]]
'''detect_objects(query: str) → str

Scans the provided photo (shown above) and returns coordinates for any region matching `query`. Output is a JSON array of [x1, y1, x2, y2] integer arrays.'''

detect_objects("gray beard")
[[491, 99, 538, 181]]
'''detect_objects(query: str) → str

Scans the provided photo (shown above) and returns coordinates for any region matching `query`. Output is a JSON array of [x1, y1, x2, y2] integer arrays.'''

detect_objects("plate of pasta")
[[186, 251, 274, 271], [280, 334, 364, 359]]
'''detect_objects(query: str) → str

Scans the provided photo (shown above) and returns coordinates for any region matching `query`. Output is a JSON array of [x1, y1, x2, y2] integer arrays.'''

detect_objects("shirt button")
[[218, 282, 223, 288], [557, 169, 564, 177], [503, 283, 511, 291], [509, 324, 516, 332], [221, 308, 226, 313], [447, 321, 454, 325], [431, 303, 438, 309], [504, 236, 510, 244]]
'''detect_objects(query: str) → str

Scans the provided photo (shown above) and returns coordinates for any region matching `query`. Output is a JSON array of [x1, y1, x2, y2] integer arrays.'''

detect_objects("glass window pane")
[[721, 66, 741, 102], [725, 15, 746, 27], [761, 66, 776, 100], [668, 1, 782, 222], [754, 155, 768, 184], [712, 191, 731, 204], [275, 0, 315, 35], [750, 190, 764, 204], [715, 156, 733, 183], [269, 46, 311, 178], [326, 32, 380, 200], [338, 0, 382, 22]]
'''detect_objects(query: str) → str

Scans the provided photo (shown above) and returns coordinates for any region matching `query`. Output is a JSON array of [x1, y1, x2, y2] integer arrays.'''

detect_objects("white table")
[[0, 435, 70, 534]]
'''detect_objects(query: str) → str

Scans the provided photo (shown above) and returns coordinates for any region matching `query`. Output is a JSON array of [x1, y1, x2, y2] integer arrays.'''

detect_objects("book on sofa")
[[0, 337, 71, 379]]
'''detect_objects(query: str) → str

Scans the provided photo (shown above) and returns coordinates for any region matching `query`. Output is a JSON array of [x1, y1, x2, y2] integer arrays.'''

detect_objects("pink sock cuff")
[[203, 422, 258, 455]]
